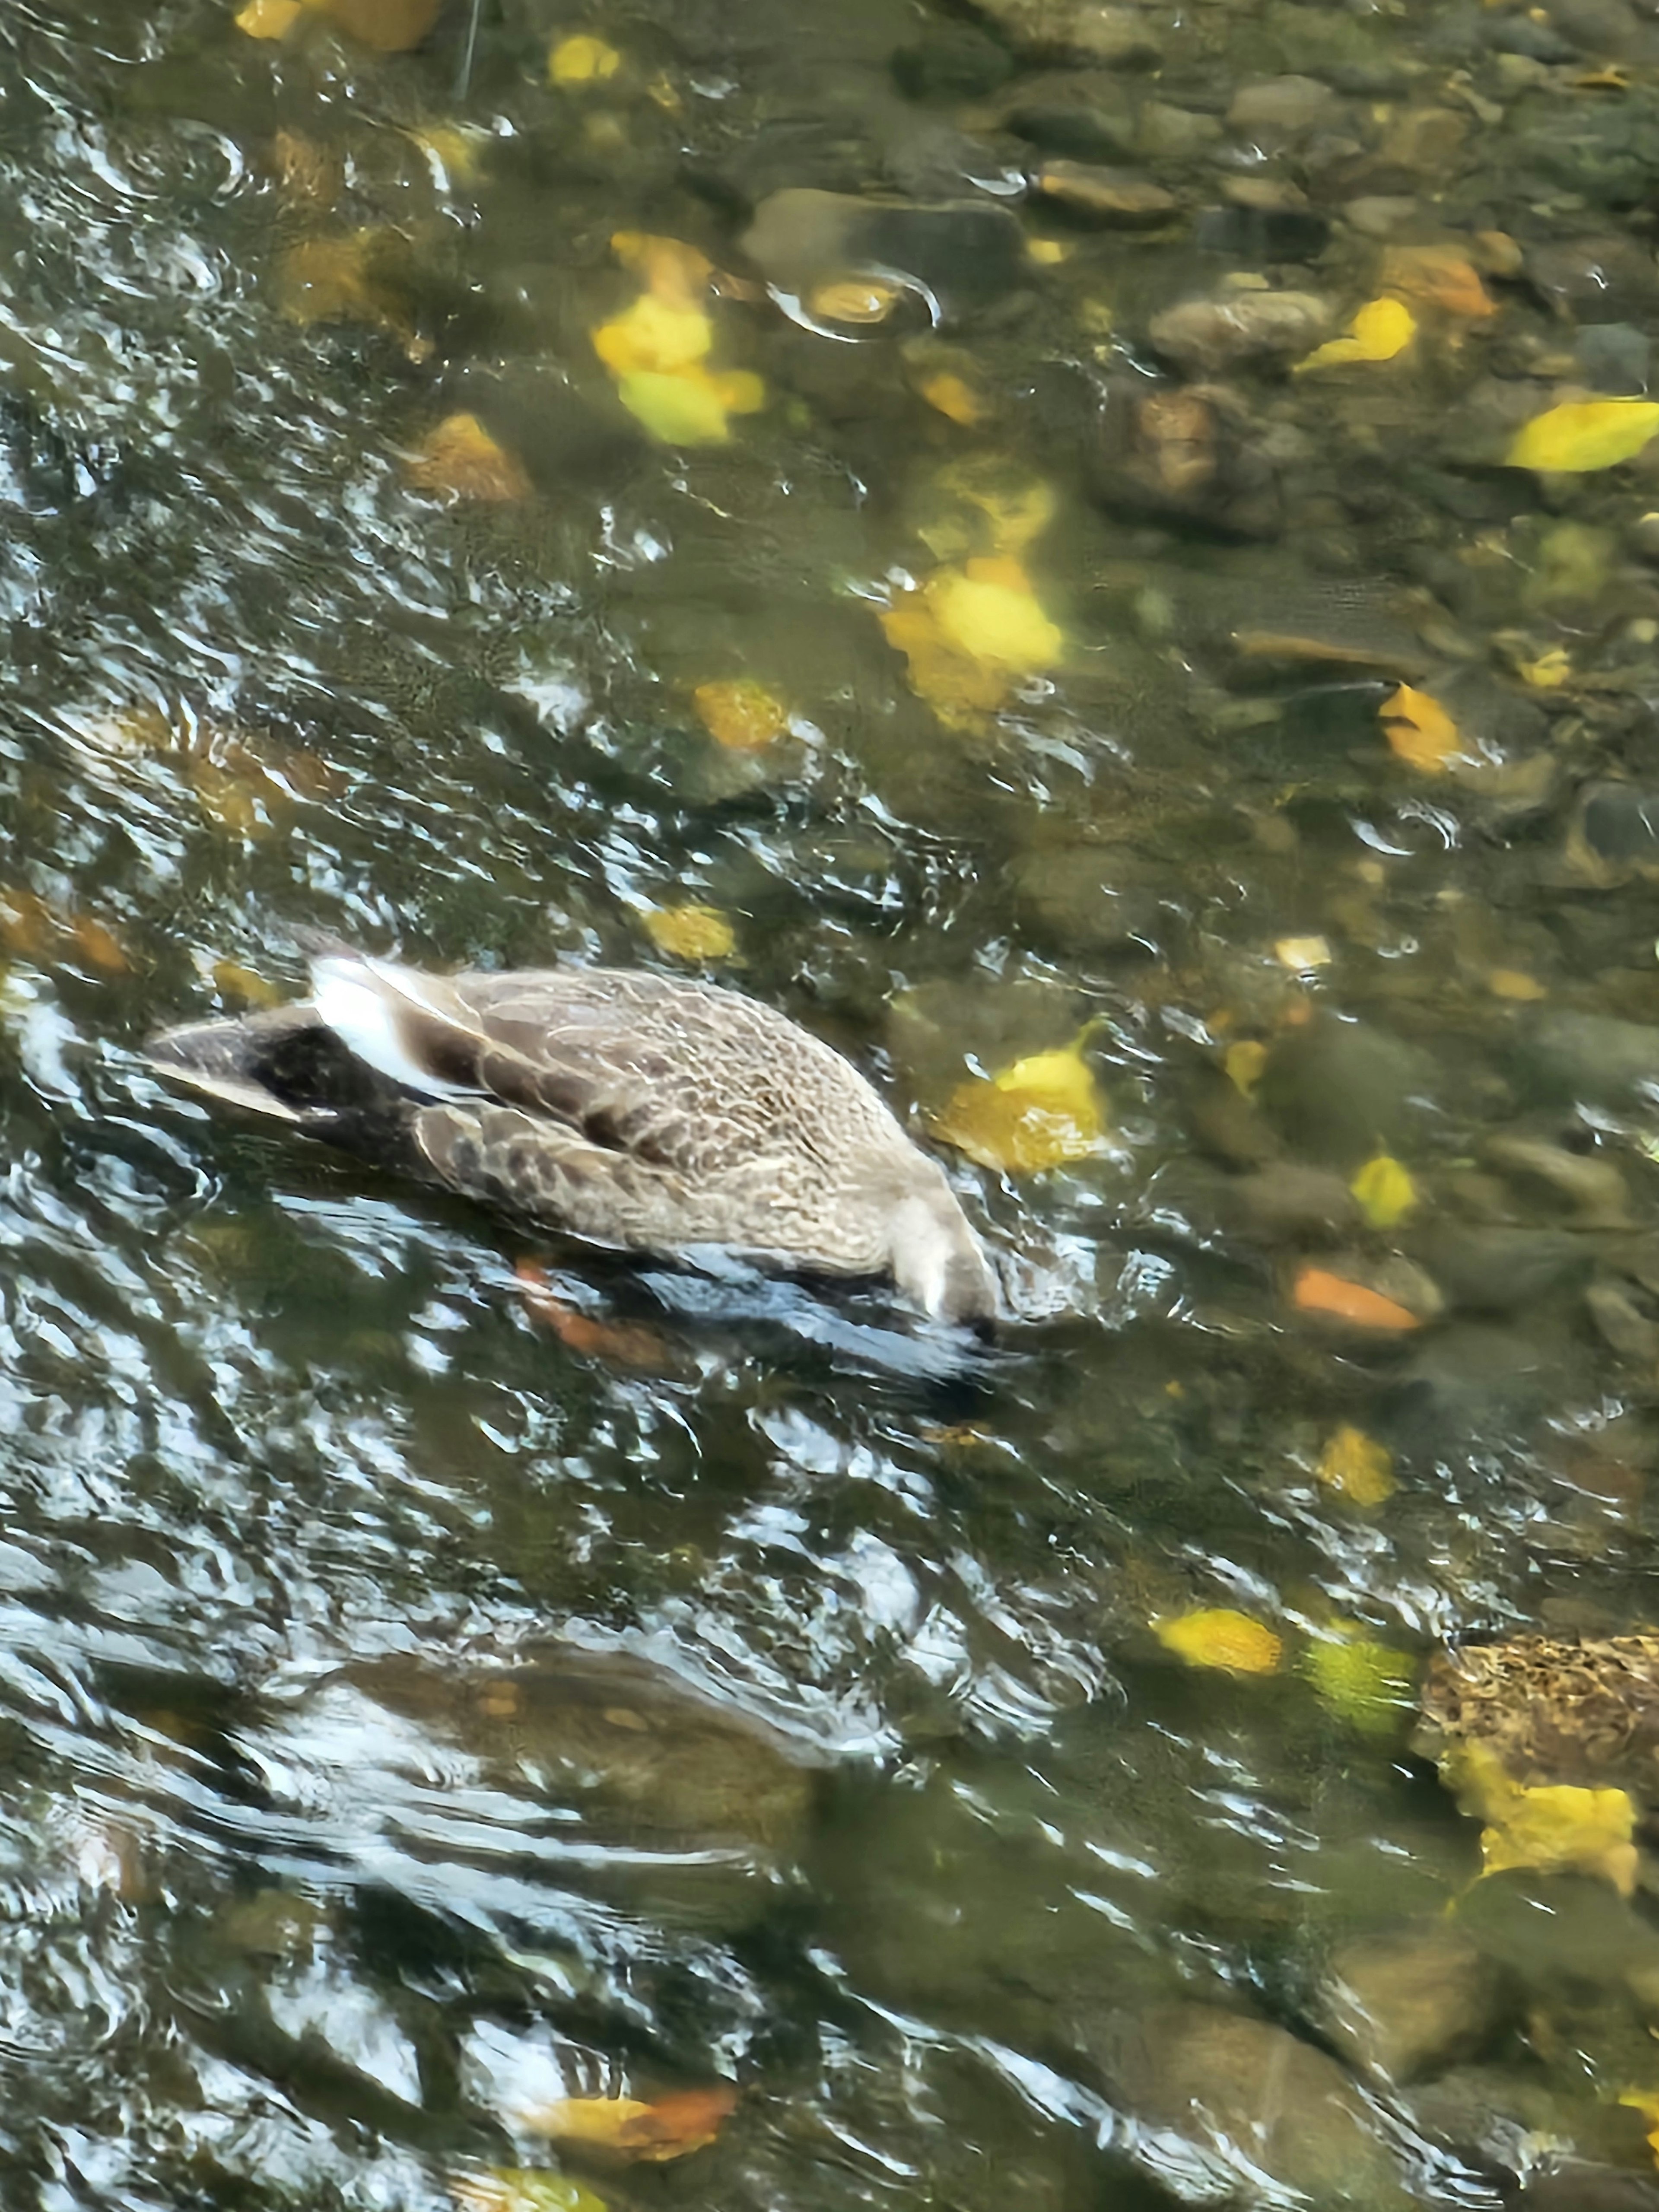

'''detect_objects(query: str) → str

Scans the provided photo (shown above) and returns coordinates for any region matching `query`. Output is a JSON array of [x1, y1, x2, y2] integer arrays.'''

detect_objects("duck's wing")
[[311, 951, 893, 1187]]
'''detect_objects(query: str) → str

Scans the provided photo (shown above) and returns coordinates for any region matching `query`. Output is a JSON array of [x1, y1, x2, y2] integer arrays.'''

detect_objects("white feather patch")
[[311, 955, 467, 1099]]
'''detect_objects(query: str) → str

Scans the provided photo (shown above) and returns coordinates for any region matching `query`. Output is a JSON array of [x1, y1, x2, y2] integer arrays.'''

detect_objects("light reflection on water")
[[4, 0, 1659, 2208]]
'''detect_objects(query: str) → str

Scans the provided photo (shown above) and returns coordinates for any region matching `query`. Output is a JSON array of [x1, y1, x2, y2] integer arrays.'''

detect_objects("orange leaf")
[[521, 2086, 738, 2161], [405, 414, 531, 502], [1379, 245, 1496, 321], [515, 1263, 672, 1370], [1292, 1266, 1422, 1331], [1379, 683, 1459, 773]]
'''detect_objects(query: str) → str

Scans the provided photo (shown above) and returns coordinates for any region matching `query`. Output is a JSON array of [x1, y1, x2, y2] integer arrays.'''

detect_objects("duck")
[[147, 941, 998, 1327]]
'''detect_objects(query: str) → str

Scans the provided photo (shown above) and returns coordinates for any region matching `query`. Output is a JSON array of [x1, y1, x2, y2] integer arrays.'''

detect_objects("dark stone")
[[1193, 203, 1332, 260]]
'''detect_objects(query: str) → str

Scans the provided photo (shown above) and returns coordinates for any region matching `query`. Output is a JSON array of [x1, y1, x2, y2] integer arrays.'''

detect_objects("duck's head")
[[888, 1177, 999, 1331]]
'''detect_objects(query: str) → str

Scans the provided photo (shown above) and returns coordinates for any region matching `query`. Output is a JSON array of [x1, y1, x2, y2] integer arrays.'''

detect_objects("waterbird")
[[148, 941, 998, 1327]]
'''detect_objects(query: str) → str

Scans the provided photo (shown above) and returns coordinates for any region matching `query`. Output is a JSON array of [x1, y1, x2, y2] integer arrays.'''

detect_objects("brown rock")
[[1316, 1923, 1509, 2084], [1031, 160, 1177, 224]]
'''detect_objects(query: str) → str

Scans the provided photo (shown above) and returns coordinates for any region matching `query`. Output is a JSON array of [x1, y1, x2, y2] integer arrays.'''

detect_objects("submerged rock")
[[1415, 1633, 1659, 1799], [1148, 289, 1332, 372], [1315, 1922, 1510, 2084], [1029, 160, 1176, 224], [1093, 382, 1283, 537], [742, 188, 1025, 320], [959, 0, 1163, 67], [1090, 2002, 1414, 2208]]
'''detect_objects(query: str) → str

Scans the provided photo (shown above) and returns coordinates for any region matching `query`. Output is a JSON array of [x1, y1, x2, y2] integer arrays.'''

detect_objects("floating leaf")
[[1155, 1608, 1283, 1675], [641, 904, 736, 961], [520, 2087, 738, 2162], [931, 1030, 1106, 1176], [549, 33, 621, 83], [405, 413, 531, 502], [1292, 1266, 1422, 1331], [1350, 1152, 1418, 1230], [1378, 246, 1496, 321], [1295, 295, 1416, 372], [1379, 683, 1459, 772], [452, 2172, 610, 2212], [693, 679, 788, 751], [1303, 1630, 1414, 1733], [1316, 1425, 1397, 1508], [1508, 397, 1659, 474]]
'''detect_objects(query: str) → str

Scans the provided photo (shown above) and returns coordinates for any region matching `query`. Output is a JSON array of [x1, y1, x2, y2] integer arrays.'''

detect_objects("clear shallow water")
[[8, 0, 1659, 2206]]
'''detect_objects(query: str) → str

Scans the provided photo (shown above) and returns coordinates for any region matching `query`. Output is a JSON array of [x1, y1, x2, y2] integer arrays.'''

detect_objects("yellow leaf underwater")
[[641, 904, 736, 962], [1380, 682, 1459, 773], [451, 2172, 611, 2212], [1350, 1152, 1418, 1230], [404, 414, 531, 502], [1295, 295, 1416, 372], [1447, 1742, 1639, 1894], [1509, 397, 1659, 473], [1303, 1631, 1414, 1734], [591, 261, 764, 446], [237, 0, 305, 35], [931, 1031, 1106, 1175], [549, 32, 622, 84], [1224, 1039, 1267, 1096], [915, 370, 987, 427], [610, 232, 715, 305], [693, 679, 788, 752], [1618, 2090, 1659, 2166], [880, 557, 1063, 723], [1154, 1608, 1283, 1675], [1316, 1425, 1397, 1508]]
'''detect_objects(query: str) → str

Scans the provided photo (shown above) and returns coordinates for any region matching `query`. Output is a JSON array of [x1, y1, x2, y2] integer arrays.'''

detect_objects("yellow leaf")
[[1224, 1039, 1267, 1095], [610, 233, 714, 305], [931, 1029, 1106, 1175], [236, 0, 305, 35], [1445, 1743, 1639, 1894], [1316, 1425, 1397, 1508], [212, 960, 283, 1008], [1379, 682, 1459, 772], [1295, 294, 1416, 372], [944, 468, 1057, 555], [1487, 967, 1546, 1001], [1154, 1608, 1283, 1674], [519, 2087, 738, 2162], [693, 679, 788, 752], [1350, 1152, 1417, 1229], [1508, 398, 1659, 474], [927, 559, 1063, 672], [407, 126, 486, 186], [1274, 935, 1331, 970], [592, 295, 712, 377], [1026, 237, 1068, 265], [1518, 648, 1572, 689], [1618, 2090, 1659, 2165], [550, 32, 621, 83], [916, 372, 987, 427], [404, 414, 531, 502], [1481, 1783, 1637, 1894], [318, 0, 439, 50], [641, 904, 735, 961], [615, 370, 731, 444], [1303, 1631, 1414, 1732]]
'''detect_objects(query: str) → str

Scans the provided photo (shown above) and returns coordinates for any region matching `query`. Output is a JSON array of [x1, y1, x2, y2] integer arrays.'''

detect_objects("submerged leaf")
[[1350, 1152, 1418, 1229], [932, 1030, 1106, 1175], [521, 2087, 738, 2161], [641, 904, 736, 961], [1378, 245, 1496, 320], [693, 679, 788, 751], [1509, 398, 1659, 473], [1295, 295, 1416, 372], [1316, 1425, 1397, 1508], [1155, 1608, 1283, 1674], [880, 557, 1062, 722], [550, 33, 622, 83], [915, 370, 987, 427], [1446, 1742, 1639, 1894], [1303, 1631, 1414, 1733], [592, 294, 712, 377], [591, 283, 763, 445], [1380, 683, 1459, 772], [237, 0, 305, 35], [610, 232, 715, 305], [1292, 1266, 1422, 1331], [1224, 1039, 1267, 1096], [405, 414, 531, 502]]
